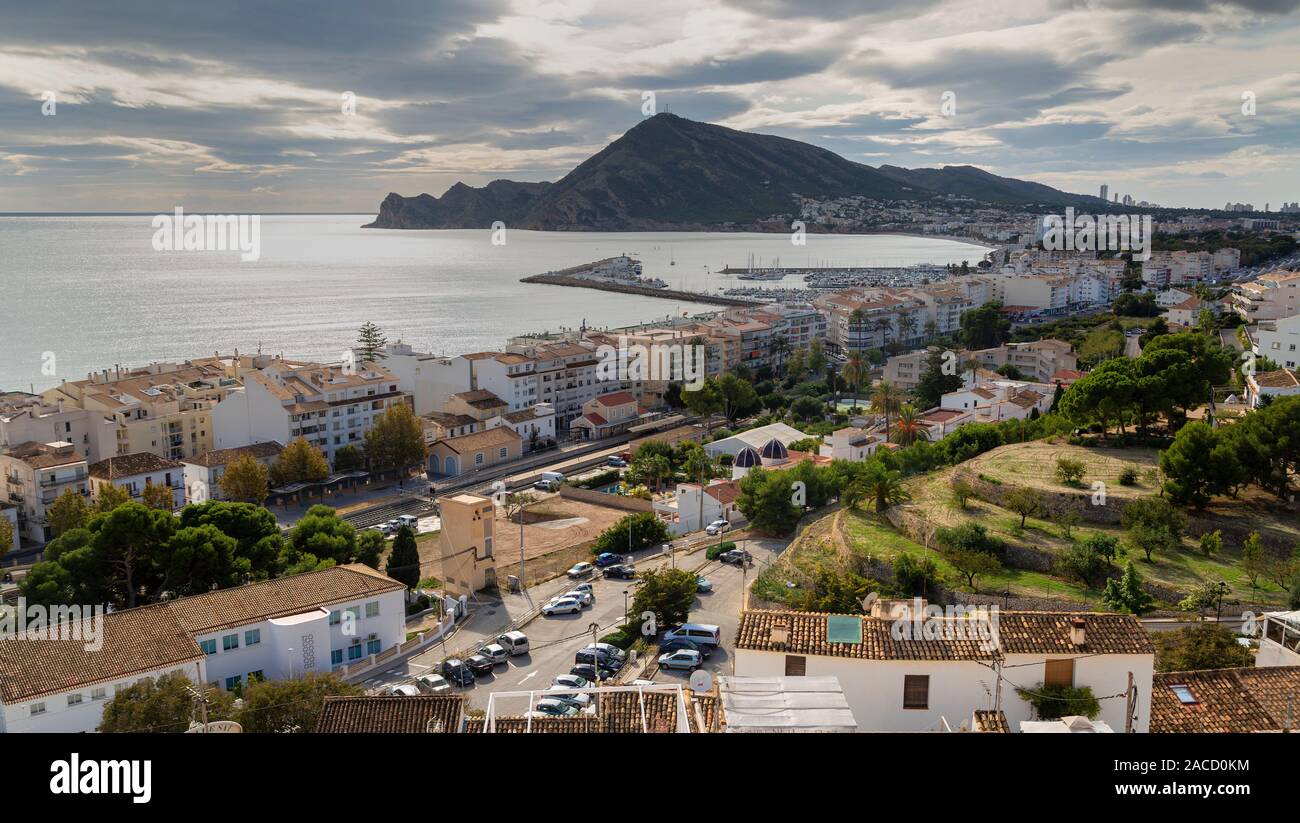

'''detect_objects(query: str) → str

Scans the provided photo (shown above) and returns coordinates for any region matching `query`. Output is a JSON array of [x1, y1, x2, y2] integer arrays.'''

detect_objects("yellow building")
[[437, 493, 497, 597]]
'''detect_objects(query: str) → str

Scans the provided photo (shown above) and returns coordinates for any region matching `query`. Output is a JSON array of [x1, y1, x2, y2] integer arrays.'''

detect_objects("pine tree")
[[355, 321, 388, 362], [1102, 561, 1155, 615], [386, 525, 421, 589]]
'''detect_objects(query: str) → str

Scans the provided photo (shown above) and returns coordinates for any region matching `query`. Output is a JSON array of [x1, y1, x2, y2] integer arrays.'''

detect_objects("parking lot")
[[362, 533, 789, 712]]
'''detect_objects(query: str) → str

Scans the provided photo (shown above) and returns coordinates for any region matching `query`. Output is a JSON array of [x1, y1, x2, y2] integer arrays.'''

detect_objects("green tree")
[[590, 511, 670, 555], [851, 462, 909, 513], [1160, 422, 1242, 508], [178, 501, 283, 580], [160, 524, 245, 597], [630, 567, 699, 632], [1017, 684, 1100, 720], [945, 546, 1001, 590], [140, 481, 176, 511], [91, 501, 176, 607], [1101, 561, 1155, 615], [960, 301, 1010, 349], [736, 468, 802, 535], [271, 437, 330, 486], [870, 380, 903, 433], [717, 373, 761, 423], [892, 552, 939, 598], [1121, 496, 1185, 562], [841, 352, 868, 406], [1055, 457, 1086, 486], [364, 403, 426, 476], [1240, 531, 1267, 588], [219, 454, 270, 504], [1198, 529, 1223, 557], [914, 349, 963, 408], [1056, 540, 1111, 588], [1059, 359, 1136, 438], [92, 483, 131, 513], [236, 672, 363, 733], [45, 487, 91, 537], [386, 524, 421, 589], [355, 321, 388, 362], [99, 671, 235, 733], [1003, 486, 1045, 528], [0, 515, 12, 558], [681, 379, 724, 429], [1153, 624, 1254, 672], [282, 504, 361, 572], [332, 444, 366, 473]]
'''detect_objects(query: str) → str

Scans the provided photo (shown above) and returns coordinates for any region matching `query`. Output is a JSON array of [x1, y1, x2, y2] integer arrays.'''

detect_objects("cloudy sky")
[[1, 0, 1298, 212]]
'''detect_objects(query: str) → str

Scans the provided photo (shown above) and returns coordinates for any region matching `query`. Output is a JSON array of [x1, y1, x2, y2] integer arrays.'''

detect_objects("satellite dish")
[[688, 670, 713, 693]]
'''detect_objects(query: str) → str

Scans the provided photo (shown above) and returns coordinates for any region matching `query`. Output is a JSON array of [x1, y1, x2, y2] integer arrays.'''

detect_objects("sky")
[[1, 0, 1298, 213]]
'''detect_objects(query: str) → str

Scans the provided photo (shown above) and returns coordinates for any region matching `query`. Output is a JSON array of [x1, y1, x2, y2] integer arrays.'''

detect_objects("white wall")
[[0, 660, 204, 734]]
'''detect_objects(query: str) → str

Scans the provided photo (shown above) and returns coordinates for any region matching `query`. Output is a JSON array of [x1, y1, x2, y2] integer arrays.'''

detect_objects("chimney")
[[1069, 616, 1087, 647], [769, 619, 789, 648]]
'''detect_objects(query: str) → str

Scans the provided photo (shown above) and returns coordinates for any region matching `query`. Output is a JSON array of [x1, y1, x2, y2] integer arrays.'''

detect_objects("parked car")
[[477, 644, 509, 666], [465, 654, 495, 676], [545, 686, 593, 709], [629, 679, 657, 686], [533, 478, 560, 491], [594, 552, 622, 568], [552, 673, 591, 690], [705, 519, 731, 535], [657, 649, 703, 671], [397, 514, 419, 529], [542, 596, 583, 616], [415, 674, 451, 694], [528, 699, 580, 718], [696, 576, 713, 593], [570, 582, 595, 596], [606, 456, 628, 468], [441, 659, 475, 687], [562, 589, 593, 607], [496, 631, 530, 656], [388, 683, 421, 696], [659, 637, 713, 659], [662, 623, 722, 647], [570, 663, 616, 682], [566, 562, 595, 579], [581, 642, 627, 662], [376, 522, 395, 535], [603, 563, 637, 579], [719, 549, 751, 566], [575, 649, 624, 671]]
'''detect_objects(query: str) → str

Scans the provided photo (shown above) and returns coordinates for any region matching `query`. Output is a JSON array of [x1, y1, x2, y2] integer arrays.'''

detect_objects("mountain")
[[364, 114, 1103, 230]]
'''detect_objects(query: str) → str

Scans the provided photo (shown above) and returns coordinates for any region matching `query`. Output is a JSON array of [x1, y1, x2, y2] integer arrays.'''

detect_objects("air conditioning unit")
[[367, 633, 378, 641]]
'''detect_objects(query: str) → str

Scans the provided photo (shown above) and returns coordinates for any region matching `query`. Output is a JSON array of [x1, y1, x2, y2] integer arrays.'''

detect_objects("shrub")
[[1055, 457, 1087, 486], [892, 552, 940, 597], [705, 541, 737, 560], [1016, 684, 1101, 720], [591, 512, 669, 556], [1117, 465, 1139, 486]]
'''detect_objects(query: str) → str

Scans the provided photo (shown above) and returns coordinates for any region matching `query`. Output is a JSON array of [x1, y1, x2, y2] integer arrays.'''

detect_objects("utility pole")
[[186, 685, 211, 733], [1124, 671, 1135, 733]]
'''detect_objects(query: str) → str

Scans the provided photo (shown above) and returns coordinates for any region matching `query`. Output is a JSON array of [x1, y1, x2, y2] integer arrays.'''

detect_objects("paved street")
[[362, 532, 789, 711]]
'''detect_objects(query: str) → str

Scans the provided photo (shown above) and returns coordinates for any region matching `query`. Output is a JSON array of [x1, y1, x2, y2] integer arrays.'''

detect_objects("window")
[[331, 649, 344, 666], [1169, 684, 1197, 705], [67, 693, 83, 706], [475, 453, 485, 466], [225, 675, 242, 692], [367, 638, 382, 655], [499, 447, 508, 459], [347, 643, 364, 661], [245, 629, 261, 646], [248, 670, 264, 684], [91, 687, 107, 701], [1044, 658, 1075, 688], [903, 675, 930, 709], [365, 601, 379, 618], [784, 655, 806, 676], [222, 633, 239, 651], [329, 610, 341, 626], [200, 639, 217, 655], [30, 703, 45, 716]]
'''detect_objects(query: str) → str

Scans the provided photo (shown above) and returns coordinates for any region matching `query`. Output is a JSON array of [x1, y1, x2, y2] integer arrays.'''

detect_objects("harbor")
[[521, 256, 760, 306]]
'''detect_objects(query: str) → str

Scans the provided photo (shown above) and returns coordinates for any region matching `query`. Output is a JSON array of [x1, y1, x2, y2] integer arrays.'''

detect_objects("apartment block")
[[0, 392, 117, 465], [88, 451, 186, 510], [1233, 269, 1300, 321], [181, 441, 284, 503], [0, 441, 89, 544], [1253, 312, 1300, 369]]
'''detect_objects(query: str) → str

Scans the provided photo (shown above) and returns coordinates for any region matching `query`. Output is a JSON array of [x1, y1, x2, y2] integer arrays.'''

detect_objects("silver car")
[[542, 596, 582, 616]]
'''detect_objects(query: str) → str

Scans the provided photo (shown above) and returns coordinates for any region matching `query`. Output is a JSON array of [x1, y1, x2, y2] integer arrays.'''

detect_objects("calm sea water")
[[0, 214, 987, 392]]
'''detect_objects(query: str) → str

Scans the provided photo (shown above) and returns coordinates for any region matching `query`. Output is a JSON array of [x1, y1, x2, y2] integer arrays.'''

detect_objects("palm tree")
[[848, 308, 867, 351], [768, 334, 792, 375], [897, 312, 918, 345], [842, 352, 868, 410], [891, 404, 929, 446], [849, 465, 910, 513], [870, 379, 903, 433]]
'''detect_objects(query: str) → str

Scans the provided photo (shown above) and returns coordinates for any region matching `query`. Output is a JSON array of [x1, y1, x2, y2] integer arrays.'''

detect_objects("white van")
[[496, 631, 530, 656], [661, 623, 722, 647], [540, 471, 565, 484], [397, 514, 419, 529]]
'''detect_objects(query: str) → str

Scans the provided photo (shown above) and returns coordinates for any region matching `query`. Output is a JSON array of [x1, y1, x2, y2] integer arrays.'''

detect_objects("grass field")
[[961, 440, 1161, 498]]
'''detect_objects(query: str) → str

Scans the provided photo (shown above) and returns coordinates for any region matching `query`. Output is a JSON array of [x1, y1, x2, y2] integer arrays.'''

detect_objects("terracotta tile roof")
[[594, 391, 636, 407], [422, 412, 478, 429], [1151, 666, 1300, 733], [736, 609, 998, 661], [0, 603, 203, 704], [88, 451, 184, 480], [1252, 369, 1299, 389], [315, 695, 464, 733], [997, 612, 1153, 655], [972, 709, 1009, 733], [185, 441, 283, 468], [166, 563, 404, 635], [6, 441, 85, 469], [704, 481, 742, 505], [579, 412, 608, 426], [432, 426, 521, 455], [450, 390, 506, 409], [462, 690, 703, 733]]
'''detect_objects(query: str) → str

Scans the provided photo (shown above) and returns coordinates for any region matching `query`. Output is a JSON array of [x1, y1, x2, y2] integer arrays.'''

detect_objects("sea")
[[0, 214, 989, 392]]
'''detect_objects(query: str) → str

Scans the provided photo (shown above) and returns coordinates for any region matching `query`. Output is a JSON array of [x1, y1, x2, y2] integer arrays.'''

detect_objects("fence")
[[558, 484, 653, 512]]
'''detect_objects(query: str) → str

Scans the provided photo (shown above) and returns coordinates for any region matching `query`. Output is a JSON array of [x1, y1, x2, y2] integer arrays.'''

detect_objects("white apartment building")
[[507, 341, 606, 432], [818, 427, 884, 462], [181, 441, 284, 503], [941, 378, 1052, 422], [1244, 368, 1300, 407], [465, 351, 539, 412], [734, 606, 1154, 733], [487, 403, 556, 448], [1253, 312, 1300, 369], [0, 441, 89, 545], [0, 564, 405, 733], [653, 479, 742, 535], [884, 340, 1076, 391], [381, 342, 472, 416], [1233, 269, 1300, 321], [0, 392, 117, 465], [212, 361, 407, 467], [88, 451, 186, 510]]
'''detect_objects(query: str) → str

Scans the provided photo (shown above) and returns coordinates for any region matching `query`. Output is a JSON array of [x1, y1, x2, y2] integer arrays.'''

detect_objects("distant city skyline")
[[2, 0, 1299, 213]]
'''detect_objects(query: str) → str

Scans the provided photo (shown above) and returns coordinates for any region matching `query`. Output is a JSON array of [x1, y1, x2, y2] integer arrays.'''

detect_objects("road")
[[362, 532, 789, 711]]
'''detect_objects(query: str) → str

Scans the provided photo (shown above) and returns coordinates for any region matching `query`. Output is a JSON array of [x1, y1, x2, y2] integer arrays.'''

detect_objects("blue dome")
[[734, 446, 760, 468], [760, 438, 789, 460]]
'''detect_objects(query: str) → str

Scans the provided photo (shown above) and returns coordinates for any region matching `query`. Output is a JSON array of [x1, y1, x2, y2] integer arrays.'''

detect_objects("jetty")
[[521, 258, 759, 306]]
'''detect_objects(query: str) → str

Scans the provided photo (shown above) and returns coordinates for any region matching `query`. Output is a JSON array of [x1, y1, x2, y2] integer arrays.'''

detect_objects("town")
[[3, 215, 1299, 738]]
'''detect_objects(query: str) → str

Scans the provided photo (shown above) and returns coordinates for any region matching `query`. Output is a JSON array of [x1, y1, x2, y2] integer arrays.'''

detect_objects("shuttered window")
[[784, 655, 806, 676], [903, 675, 929, 709], [1045, 658, 1075, 688]]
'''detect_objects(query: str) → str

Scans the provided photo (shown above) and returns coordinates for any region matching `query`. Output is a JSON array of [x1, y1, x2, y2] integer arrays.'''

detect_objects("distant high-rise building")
[[1100, 184, 1109, 202], [1122, 194, 1134, 206], [1113, 193, 1119, 203]]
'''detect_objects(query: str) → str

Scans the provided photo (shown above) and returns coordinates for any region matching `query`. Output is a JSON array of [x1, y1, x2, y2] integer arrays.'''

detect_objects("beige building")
[[1233, 269, 1300, 321], [181, 441, 284, 503], [88, 451, 186, 510], [428, 426, 522, 478], [438, 493, 497, 596], [0, 441, 89, 545], [571, 391, 641, 440], [1, 392, 117, 465]]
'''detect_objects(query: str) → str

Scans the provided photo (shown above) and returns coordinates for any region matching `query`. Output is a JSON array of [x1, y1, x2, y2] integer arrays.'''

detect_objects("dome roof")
[[759, 438, 789, 460], [733, 446, 760, 468]]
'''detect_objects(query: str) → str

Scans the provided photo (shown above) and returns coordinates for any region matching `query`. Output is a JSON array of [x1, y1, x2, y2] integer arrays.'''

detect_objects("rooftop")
[[1150, 666, 1300, 733], [184, 441, 283, 468], [315, 695, 464, 733], [88, 451, 184, 480]]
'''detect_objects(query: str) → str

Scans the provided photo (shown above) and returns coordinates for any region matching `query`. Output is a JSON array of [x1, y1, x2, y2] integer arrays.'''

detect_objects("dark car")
[[602, 563, 637, 579], [719, 549, 752, 566], [659, 637, 713, 659], [465, 654, 495, 676], [441, 659, 475, 687], [594, 552, 623, 568], [570, 663, 616, 682], [574, 648, 624, 670]]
